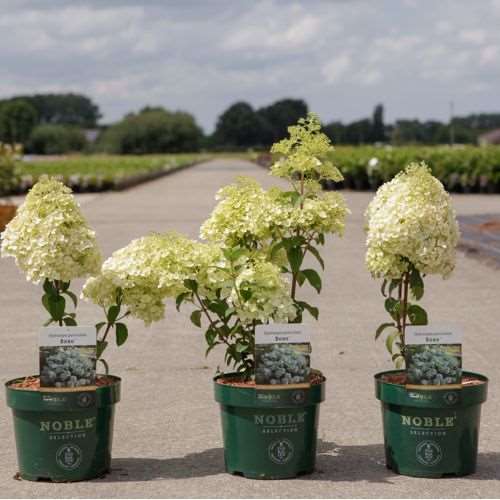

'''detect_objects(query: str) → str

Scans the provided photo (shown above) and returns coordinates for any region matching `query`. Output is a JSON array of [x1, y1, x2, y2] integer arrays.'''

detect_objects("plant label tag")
[[254, 323, 312, 390], [255, 323, 311, 344], [39, 326, 97, 392], [405, 325, 462, 390]]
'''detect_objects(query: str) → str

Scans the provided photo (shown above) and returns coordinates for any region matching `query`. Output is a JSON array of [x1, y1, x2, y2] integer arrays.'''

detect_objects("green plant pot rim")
[[214, 370, 325, 408], [375, 369, 487, 409], [6, 375, 121, 411]]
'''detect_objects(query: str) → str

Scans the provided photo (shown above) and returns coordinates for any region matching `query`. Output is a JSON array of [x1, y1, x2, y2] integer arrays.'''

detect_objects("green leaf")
[[395, 356, 405, 369], [42, 294, 51, 314], [384, 297, 400, 321], [207, 301, 227, 317], [375, 322, 396, 340], [43, 279, 56, 297], [307, 245, 325, 270], [115, 322, 128, 346], [385, 329, 401, 355], [301, 269, 322, 293], [183, 279, 198, 293], [240, 288, 252, 301], [270, 241, 285, 260], [282, 190, 301, 205], [223, 247, 245, 262], [190, 310, 202, 328], [388, 279, 401, 297], [63, 316, 77, 326], [317, 233, 325, 245], [205, 341, 220, 357], [63, 290, 78, 308], [205, 327, 217, 346], [60, 281, 70, 292], [236, 343, 248, 353], [380, 279, 388, 297], [297, 301, 319, 320], [296, 271, 306, 286], [287, 246, 303, 275], [49, 295, 66, 321], [409, 269, 424, 300], [408, 304, 428, 325], [95, 322, 106, 334], [176, 292, 190, 311], [107, 305, 120, 323], [96, 340, 108, 359]]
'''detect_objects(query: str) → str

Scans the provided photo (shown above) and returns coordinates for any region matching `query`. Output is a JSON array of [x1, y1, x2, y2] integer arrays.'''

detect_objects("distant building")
[[84, 129, 99, 143], [478, 128, 500, 146]]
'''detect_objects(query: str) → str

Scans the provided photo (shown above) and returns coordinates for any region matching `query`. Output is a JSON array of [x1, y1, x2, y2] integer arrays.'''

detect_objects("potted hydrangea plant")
[[366, 163, 488, 478], [1, 178, 168, 481], [85, 114, 349, 479]]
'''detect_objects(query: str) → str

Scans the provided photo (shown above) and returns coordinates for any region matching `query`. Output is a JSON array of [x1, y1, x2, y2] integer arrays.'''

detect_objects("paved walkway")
[[1, 160, 500, 498]]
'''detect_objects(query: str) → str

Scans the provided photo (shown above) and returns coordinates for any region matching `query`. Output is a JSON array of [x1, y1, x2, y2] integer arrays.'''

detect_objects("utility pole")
[[449, 100, 455, 146]]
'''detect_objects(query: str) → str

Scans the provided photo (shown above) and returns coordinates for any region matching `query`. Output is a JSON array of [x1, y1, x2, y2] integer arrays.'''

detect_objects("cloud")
[[322, 54, 352, 84], [0, 0, 498, 131]]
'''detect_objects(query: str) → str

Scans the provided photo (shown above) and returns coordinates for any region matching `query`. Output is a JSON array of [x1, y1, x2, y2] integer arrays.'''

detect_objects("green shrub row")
[[6, 154, 209, 194], [320, 146, 500, 193]]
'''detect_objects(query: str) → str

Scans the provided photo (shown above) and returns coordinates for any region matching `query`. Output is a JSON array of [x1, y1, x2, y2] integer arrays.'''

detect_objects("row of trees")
[[0, 92, 499, 154]]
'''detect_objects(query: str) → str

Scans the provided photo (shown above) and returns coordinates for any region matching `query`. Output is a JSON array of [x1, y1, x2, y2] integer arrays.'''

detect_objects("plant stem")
[[193, 292, 232, 349], [98, 322, 113, 354], [400, 272, 410, 352]]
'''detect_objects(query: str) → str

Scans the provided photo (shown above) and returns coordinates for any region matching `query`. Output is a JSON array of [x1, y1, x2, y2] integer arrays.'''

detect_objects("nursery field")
[[329, 145, 500, 193], [11, 153, 211, 193], [1, 159, 500, 498]]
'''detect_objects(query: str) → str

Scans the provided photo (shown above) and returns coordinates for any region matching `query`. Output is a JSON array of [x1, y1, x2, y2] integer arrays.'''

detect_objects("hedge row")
[[8, 154, 210, 194], [322, 146, 500, 193]]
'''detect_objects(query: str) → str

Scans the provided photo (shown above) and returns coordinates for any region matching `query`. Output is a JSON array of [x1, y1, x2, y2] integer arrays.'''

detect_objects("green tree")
[[372, 103, 386, 142], [98, 107, 203, 154], [213, 102, 266, 149], [257, 98, 308, 144], [0, 99, 38, 144], [28, 124, 87, 154], [0, 93, 101, 128]]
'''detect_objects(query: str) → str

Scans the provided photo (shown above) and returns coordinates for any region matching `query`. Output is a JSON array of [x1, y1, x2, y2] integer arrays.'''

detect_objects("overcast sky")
[[1, 0, 499, 132]]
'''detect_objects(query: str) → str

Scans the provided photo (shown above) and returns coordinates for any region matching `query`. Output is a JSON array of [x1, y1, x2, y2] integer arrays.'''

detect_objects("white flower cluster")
[[82, 233, 223, 325], [229, 260, 297, 325], [200, 177, 283, 246], [365, 162, 459, 278], [200, 177, 349, 247], [1, 177, 101, 283]]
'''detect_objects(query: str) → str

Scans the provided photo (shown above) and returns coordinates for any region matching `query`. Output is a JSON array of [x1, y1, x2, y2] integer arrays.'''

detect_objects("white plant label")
[[39, 326, 97, 391], [405, 325, 462, 345], [255, 323, 311, 345], [40, 326, 96, 347]]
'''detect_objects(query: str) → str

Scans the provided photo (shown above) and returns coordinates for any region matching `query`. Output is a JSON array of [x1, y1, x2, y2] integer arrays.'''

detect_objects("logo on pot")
[[56, 443, 83, 470], [416, 440, 443, 467], [443, 391, 459, 405], [268, 439, 294, 465], [291, 390, 305, 404], [77, 392, 94, 408]]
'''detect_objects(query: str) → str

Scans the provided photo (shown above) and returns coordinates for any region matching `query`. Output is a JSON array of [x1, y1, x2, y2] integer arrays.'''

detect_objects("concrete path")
[[1, 159, 500, 498]]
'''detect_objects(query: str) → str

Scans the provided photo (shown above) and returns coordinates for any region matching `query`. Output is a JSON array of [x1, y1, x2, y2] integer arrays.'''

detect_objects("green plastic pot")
[[6, 375, 120, 482], [375, 370, 488, 478], [214, 371, 325, 479]]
